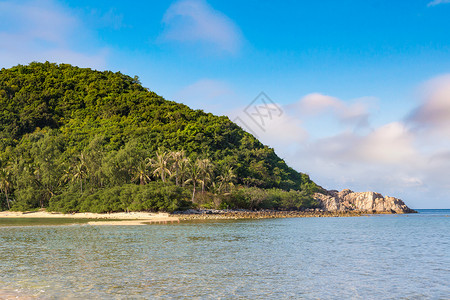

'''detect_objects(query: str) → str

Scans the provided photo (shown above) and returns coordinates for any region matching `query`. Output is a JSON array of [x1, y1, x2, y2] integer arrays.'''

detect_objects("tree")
[[102, 140, 143, 186], [72, 153, 88, 193], [178, 156, 190, 188], [83, 135, 107, 188], [30, 131, 65, 207], [149, 149, 172, 183], [216, 167, 236, 193], [184, 158, 203, 202], [132, 160, 151, 185], [59, 168, 72, 186], [0, 167, 13, 210], [170, 150, 186, 186], [198, 158, 213, 193]]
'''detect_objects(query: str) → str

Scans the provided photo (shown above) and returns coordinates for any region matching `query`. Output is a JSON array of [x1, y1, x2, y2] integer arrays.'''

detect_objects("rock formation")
[[314, 189, 416, 213]]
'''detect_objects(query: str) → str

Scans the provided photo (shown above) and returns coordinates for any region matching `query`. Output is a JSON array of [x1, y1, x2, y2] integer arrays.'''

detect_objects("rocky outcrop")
[[314, 189, 416, 213]]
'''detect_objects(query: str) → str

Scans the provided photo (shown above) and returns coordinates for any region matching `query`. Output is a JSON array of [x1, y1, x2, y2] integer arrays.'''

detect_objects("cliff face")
[[314, 189, 416, 213]]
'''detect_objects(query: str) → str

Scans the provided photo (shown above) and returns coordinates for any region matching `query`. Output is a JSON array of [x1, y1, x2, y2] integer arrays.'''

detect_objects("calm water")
[[0, 210, 449, 299]]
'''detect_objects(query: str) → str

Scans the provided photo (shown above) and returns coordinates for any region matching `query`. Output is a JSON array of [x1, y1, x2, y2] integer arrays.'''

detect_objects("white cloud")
[[355, 122, 418, 164], [427, 0, 450, 7], [294, 93, 342, 115], [0, 0, 107, 69], [291, 93, 373, 128], [408, 74, 450, 138], [310, 122, 418, 165], [161, 0, 243, 54]]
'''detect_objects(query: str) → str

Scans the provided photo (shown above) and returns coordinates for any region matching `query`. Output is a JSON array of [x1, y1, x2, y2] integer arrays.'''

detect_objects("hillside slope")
[[0, 62, 319, 212]]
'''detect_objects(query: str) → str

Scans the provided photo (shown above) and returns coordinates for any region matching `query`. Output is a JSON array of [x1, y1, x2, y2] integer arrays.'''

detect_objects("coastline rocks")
[[314, 189, 416, 213], [171, 210, 370, 221]]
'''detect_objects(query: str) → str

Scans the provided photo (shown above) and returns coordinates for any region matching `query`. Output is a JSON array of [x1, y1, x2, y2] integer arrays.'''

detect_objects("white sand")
[[0, 210, 179, 225]]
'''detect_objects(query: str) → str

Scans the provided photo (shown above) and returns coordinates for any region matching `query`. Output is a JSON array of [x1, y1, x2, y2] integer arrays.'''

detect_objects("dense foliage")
[[0, 62, 320, 212]]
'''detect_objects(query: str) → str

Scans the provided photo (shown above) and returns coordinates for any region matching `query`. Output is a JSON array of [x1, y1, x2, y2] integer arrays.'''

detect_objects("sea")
[[0, 209, 449, 299]]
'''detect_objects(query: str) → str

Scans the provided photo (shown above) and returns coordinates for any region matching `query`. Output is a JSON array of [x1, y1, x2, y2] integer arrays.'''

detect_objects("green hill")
[[0, 62, 320, 212]]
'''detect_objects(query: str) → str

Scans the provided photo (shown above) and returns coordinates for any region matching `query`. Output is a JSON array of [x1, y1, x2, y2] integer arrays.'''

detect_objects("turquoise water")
[[0, 210, 449, 299]]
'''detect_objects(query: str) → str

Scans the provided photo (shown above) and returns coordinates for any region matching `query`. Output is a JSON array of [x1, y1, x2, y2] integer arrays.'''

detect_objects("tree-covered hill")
[[0, 62, 320, 212]]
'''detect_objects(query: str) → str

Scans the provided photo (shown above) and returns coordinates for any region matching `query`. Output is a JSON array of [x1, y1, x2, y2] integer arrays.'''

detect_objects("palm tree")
[[170, 150, 186, 186], [132, 160, 151, 185], [179, 157, 189, 187], [198, 158, 213, 193], [0, 167, 13, 210], [72, 154, 88, 193], [59, 168, 72, 186], [216, 167, 236, 193], [149, 149, 172, 183], [184, 158, 204, 202]]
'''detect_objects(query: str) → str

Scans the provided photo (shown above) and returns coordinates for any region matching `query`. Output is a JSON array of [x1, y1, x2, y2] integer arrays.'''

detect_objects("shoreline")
[[0, 209, 411, 225]]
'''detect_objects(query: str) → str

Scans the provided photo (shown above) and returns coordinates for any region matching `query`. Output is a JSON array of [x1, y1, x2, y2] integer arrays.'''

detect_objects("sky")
[[1, 0, 450, 208]]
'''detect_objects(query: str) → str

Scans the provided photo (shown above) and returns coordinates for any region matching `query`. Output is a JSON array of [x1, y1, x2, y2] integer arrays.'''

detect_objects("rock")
[[314, 189, 416, 213]]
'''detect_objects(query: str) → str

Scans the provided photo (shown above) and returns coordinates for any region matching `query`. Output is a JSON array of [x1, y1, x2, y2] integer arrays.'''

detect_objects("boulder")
[[314, 189, 416, 213]]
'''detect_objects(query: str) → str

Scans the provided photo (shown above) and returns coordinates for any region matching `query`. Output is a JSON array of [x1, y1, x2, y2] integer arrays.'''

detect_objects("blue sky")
[[1, 0, 450, 208]]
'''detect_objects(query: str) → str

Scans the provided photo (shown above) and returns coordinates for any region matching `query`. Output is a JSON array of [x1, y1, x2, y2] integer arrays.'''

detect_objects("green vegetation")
[[0, 62, 321, 213]]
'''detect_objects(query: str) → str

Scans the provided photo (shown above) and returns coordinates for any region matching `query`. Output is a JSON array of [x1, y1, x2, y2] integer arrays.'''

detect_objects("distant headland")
[[0, 62, 414, 215]]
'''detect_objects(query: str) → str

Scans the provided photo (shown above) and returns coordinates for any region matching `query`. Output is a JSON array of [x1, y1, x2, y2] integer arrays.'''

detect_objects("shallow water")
[[0, 218, 93, 227], [0, 210, 449, 299]]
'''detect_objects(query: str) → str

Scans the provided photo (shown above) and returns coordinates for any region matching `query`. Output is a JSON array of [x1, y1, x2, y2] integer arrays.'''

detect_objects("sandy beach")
[[0, 210, 180, 225]]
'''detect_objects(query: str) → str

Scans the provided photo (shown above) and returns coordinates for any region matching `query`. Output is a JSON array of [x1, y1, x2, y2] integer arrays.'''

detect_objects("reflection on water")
[[0, 211, 449, 299]]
